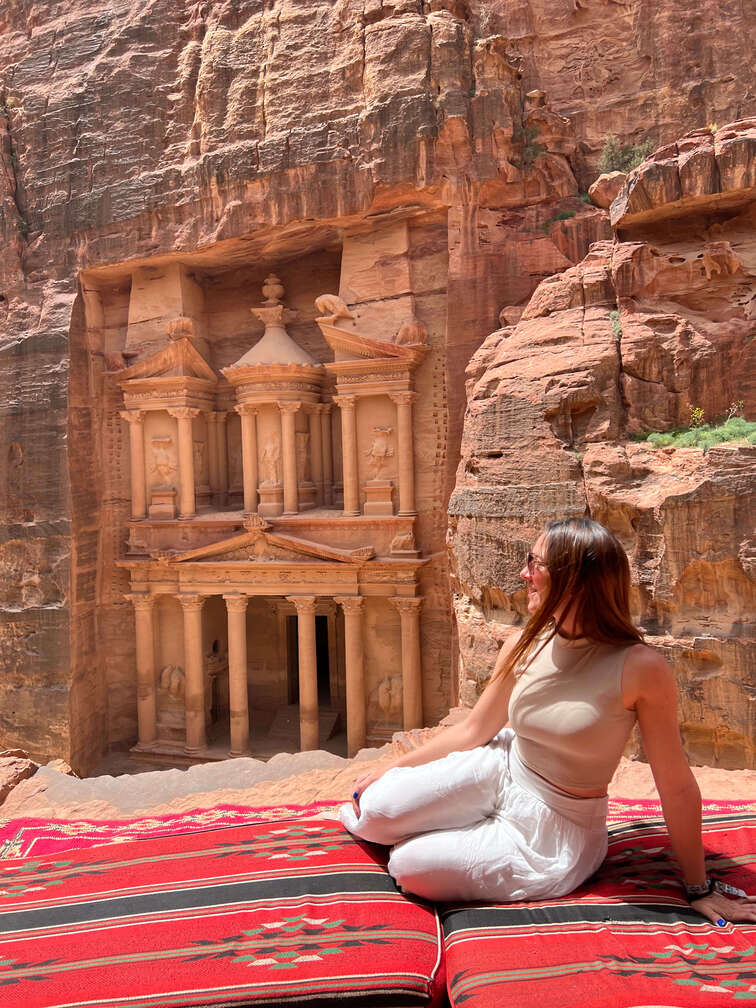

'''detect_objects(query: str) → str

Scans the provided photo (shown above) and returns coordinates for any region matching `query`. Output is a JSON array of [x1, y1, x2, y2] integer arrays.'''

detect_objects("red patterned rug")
[[0, 801, 342, 859], [443, 806, 756, 1008], [0, 816, 445, 1007]]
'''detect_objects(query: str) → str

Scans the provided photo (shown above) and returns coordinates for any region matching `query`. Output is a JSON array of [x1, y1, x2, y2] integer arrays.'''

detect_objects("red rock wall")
[[0, 0, 750, 770], [449, 126, 756, 768]]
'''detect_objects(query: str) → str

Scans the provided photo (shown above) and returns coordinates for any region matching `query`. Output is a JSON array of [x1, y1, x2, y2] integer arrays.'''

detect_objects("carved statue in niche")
[[368, 675, 402, 725], [391, 529, 416, 553], [151, 437, 178, 486], [193, 440, 208, 483], [365, 426, 394, 480], [261, 438, 281, 485], [296, 431, 311, 483], [228, 442, 243, 490]]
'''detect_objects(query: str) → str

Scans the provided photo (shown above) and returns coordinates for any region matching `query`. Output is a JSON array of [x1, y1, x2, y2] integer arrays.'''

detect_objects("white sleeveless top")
[[508, 633, 637, 793]]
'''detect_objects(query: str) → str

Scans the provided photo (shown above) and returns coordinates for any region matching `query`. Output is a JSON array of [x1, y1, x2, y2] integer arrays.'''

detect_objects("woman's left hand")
[[691, 889, 756, 926]]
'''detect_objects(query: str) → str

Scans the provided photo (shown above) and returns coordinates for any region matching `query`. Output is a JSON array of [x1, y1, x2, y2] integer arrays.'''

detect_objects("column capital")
[[309, 402, 331, 415], [125, 592, 155, 612], [286, 595, 318, 614], [179, 593, 205, 612], [334, 595, 364, 615], [235, 403, 259, 417], [208, 410, 229, 424], [168, 407, 201, 421], [120, 409, 146, 424], [278, 400, 302, 415], [389, 391, 417, 407], [333, 394, 357, 411], [223, 593, 249, 613], [390, 595, 423, 615]]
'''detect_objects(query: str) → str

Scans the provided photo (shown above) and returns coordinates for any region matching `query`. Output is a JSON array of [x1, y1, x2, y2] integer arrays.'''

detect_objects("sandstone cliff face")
[[449, 123, 756, 768], [0, 0, 749, 770]]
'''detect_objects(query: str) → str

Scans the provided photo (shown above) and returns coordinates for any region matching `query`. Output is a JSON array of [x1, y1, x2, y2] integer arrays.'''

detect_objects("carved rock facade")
[[0, 1, 750, 771]]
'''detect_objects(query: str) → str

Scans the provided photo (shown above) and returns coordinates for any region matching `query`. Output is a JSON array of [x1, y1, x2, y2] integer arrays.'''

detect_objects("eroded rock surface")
[[0, 1, 751, 772], [449, 123, 756, 769]]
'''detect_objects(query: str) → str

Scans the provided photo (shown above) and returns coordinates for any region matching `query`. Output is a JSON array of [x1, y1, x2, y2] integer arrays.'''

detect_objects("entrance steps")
[[266, 704, 341, 747]]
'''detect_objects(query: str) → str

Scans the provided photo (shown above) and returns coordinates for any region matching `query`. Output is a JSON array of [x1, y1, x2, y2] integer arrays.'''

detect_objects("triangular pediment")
[[117, 338, 218, 385], [316, 319, 417, 362], [162, 519, 375, 565]]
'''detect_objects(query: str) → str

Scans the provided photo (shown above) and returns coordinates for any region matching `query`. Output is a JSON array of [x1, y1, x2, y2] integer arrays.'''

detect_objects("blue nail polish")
[[352, 791, 359, 799], [716, 918, 726, 927]]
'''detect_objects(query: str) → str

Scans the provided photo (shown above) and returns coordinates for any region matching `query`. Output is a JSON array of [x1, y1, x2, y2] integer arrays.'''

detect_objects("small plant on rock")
[[688, 405, 705, 428], [609, 310, 622, 340], [726, 400, 745, 421], [599, 134, 654, 174]]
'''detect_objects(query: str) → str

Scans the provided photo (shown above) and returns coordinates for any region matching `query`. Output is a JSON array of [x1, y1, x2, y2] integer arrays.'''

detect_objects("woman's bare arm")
[[628, 646, 756, 925], [352, 632, 520, 804]]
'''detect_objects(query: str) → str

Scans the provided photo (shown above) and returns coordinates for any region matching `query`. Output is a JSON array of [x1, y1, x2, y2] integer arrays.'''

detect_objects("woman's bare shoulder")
[[622, 642, 675, 706]]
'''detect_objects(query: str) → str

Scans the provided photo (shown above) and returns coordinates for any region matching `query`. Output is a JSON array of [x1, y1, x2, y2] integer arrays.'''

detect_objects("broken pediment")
[[316, 317, 426, 366], [115, 337, 218, 385]]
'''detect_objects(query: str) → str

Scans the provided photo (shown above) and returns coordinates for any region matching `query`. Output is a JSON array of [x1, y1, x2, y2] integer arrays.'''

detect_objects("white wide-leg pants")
[[339, 729, 608, 903]]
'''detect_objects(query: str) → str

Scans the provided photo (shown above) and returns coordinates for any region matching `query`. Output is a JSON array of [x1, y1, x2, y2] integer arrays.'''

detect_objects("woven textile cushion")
[[442, 807, 756, 1008], [0, 817, 445, 1008]]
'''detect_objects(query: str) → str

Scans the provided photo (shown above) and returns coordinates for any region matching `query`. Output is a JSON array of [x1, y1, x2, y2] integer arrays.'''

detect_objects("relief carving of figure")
[[193, 440, 208, 482], [151, 437, 178, 486], [296, 431, 311, 483], [261, 438, 281, 485], [368, 675, 402, 725], [365, 426, 394, 480]]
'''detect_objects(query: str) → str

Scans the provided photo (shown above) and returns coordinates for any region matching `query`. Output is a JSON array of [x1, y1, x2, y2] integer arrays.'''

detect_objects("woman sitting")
[[341, 518, 755, 926]]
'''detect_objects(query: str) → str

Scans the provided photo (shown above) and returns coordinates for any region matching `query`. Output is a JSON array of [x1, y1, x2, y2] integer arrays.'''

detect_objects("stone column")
[[319, 404, 334, 506], [390, 596, 423, 730], [287, 595, 318, 750], [279, 402, 301, 515], [224, 594, 250, 757], [390, 392, 417, 516], [168, 407, 200, 519], [335, 596, 366, 757], [179, 593, 206, 754], [206, 413, 219, 502], [236, 405, 259, 515], [334, 395, 359, 516], [126, 592, 157, 748], [214, 412, 229, 503], [307, 407, 324, 505], [120, 410, 148, 520]]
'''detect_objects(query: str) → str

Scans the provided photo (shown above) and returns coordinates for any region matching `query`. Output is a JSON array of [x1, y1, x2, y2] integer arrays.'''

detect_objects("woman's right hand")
[[351, 765, 393, 816]]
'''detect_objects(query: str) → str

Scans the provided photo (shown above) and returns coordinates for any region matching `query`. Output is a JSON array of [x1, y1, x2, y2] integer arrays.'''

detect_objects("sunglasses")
[[526, 552, 548, 574]]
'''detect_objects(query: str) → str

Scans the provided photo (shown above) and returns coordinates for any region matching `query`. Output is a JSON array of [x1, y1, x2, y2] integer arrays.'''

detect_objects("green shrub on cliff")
[[599, 135, 654, 174], [645, 416, 756, 451]]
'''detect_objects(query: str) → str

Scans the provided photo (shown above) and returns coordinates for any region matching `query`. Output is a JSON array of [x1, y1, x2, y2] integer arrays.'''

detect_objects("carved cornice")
[[334, 595, 364, 615]]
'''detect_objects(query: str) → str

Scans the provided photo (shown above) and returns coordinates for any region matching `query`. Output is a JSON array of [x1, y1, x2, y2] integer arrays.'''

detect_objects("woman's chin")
[[526, 594, 541, 614]]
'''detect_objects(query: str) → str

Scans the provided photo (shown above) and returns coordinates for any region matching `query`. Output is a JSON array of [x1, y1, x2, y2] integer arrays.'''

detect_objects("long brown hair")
[[495, 518, 643, 682]]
